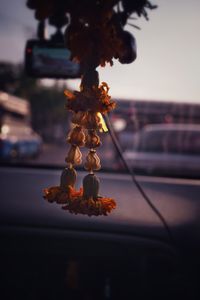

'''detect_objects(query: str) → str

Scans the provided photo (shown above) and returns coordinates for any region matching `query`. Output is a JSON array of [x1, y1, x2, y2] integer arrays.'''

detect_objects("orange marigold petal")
[[43, 186, 83, 204], [64, 90, 75, 99], [62, 196, 116, 216], [43, 186, 61, 203]]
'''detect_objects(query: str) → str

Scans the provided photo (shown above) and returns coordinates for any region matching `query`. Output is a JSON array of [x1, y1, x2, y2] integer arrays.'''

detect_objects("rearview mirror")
[[25, 39, 81, 79]]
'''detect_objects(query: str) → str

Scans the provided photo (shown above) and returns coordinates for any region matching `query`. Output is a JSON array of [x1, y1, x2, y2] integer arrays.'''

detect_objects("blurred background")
[[0, 0, 200, 177]]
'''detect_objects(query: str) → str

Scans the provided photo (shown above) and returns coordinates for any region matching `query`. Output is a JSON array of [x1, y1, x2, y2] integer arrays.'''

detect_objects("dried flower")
[[67, 126, 85, 147], [71, 111, 106, 131], [71, 111, 87, 126], [85, 130, 101, 149], [82, 112, 102, 130], [65, 145, 82, 165], [84, 150, 101, 171]]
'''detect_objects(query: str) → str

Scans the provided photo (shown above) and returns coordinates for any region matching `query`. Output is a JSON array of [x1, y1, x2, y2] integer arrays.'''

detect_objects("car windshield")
[[0, 0, 200, 178]]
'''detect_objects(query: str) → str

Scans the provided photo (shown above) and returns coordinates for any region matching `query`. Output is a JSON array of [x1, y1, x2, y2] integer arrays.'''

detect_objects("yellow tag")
[[97, 112, 108, 132]]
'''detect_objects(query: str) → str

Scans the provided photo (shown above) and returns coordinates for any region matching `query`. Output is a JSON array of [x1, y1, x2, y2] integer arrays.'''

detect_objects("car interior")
[[1, 0, 200, 299]]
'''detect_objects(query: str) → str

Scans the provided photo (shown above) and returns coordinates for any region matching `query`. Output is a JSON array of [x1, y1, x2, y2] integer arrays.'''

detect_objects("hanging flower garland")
[[44, 70, 117, 216], [26, 0, 156, 216]]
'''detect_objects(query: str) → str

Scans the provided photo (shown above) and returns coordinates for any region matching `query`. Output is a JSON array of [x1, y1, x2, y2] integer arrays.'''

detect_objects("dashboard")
[[1, 166, 200, 299]]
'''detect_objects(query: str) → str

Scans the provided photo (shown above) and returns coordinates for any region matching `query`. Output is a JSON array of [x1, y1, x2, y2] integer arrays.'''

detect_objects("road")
[[31, 143, 117, 168]]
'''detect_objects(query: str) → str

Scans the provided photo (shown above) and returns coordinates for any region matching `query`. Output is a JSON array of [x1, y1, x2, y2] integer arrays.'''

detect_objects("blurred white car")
[[0, 123, 42, 160], [0, 91, 43, 160], [123, 124, 200, 176]]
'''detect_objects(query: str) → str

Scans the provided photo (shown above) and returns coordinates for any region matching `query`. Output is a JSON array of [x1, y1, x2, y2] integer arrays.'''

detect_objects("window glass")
[[0, 0, 200, 178]]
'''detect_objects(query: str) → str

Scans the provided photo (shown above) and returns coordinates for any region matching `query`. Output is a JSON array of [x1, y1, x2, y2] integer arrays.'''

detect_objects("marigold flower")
[[43, 167, 82, 204], [64, 82, 115, 114], [43, 185, 83, 204], [64, 8, 124, 67], [62, 173, 116, 216], [62, 197, 116, 216], [43, 186, 61, 203]]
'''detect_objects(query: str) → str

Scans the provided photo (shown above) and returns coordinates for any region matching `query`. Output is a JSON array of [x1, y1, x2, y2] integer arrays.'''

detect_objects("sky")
[[0, 0, 200, 102]]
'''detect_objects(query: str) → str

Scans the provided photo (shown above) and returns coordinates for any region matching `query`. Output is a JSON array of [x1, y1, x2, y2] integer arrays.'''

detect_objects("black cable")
[[105, 114, 175, 246]]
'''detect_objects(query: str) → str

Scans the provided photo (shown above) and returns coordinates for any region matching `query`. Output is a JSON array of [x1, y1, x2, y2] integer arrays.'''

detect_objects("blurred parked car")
[[124, 124, 200, 176], [0, 91, 42, 160], [0, 123, 42, 159]]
